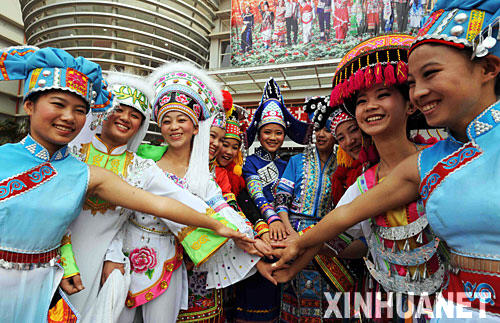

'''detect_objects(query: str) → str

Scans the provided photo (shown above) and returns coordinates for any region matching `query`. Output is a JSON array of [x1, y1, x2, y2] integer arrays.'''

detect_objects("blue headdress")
[[0, 46, 113, 115], [410, 0, 500, 59], [245, 77, 312, 148]]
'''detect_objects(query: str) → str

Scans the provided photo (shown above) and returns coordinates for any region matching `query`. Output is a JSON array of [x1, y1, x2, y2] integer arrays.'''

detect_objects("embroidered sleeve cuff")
[[59, 236, 80, 279], [254, 220, 270, 237], [267, 215, 282, 224]]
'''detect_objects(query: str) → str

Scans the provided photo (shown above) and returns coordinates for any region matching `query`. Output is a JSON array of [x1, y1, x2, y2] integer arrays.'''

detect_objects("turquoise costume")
[[0, 135, 88, 322], [419, 101, 500, 261], [411, 0, 500, 318], [0, 46, 111, 322]]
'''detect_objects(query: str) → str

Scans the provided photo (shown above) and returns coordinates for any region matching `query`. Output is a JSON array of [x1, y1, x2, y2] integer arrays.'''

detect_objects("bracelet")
[[254, 221, 270, 237], [298, 224, 315, 236], [267, 215, 282, 224]]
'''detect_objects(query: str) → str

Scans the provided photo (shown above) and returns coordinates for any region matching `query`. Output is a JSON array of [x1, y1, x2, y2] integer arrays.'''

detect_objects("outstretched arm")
[[273, 153, 421, 268], [87, 165, 250, 241]]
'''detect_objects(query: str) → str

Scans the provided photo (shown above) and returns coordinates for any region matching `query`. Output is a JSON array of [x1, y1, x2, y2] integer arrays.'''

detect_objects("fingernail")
[[271, 263, 277, 268]]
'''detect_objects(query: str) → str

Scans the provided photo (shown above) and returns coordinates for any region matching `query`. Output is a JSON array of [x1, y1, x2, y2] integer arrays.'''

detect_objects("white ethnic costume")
[[121, 62, 259, 323]]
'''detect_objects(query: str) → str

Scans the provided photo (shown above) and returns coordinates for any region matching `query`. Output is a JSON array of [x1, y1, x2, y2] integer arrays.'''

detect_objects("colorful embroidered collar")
[[20, 135, 70, 162], [255, 147, 279, 162], [92, 135, 128, 156], [466, 100, 500, 141]]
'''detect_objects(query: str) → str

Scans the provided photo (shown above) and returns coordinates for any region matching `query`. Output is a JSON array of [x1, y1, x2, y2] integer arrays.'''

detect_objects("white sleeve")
[[104, 223, 127, 264], [335, 182, 365, 239]]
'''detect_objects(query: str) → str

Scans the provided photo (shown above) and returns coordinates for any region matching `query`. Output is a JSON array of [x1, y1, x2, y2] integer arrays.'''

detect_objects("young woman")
[[275, 3, 500, 318], [259, 1, 275, 49], [241, 77, 311, 321], [132, 62, 275, 322], [273, 34, 445, 316], [243, 77, 312, 242], [329, 108, 370, 205], [0, 47, 245, 323]]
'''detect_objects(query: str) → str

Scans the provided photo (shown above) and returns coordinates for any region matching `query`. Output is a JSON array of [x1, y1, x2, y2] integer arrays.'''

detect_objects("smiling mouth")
[[170, 133, 182, 140], [420, 101, 438, 113], [115, 123, 130, 132], [54, 124, 74, 133], [366, 115, 384, 123], [349, 144, 362, 154]]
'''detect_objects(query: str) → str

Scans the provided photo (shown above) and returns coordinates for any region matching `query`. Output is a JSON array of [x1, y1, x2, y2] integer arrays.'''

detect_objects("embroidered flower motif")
[[176, 93, 190, 105], [193, 104, 202, 117], [159, 93, 171, 106], [129, 247, 157, 278]]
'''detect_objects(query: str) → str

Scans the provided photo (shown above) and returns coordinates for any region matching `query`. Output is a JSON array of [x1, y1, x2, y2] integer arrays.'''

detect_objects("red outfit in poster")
[[365, 0, 381, 32], [333, 0, 349, 39]]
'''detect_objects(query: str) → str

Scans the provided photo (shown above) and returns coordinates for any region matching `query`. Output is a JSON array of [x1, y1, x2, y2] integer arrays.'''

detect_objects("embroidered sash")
[[419, 142, 482, 207], [0, 162, 57, 203], [178, 209, 238, 266]]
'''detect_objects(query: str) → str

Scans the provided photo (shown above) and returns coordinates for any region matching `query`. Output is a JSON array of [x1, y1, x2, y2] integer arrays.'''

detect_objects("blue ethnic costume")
[[238, 78, 312, 321], [412, 0, 500, 319], [0, 47, 112, 323], [276, 97, 364, 321]]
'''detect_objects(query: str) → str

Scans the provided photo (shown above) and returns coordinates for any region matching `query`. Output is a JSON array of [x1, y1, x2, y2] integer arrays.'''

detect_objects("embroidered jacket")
[[418, 101, 500, 261], [0, 135, 87, 254], [242, 147, 287, 224], [275, 148, 336, 219]]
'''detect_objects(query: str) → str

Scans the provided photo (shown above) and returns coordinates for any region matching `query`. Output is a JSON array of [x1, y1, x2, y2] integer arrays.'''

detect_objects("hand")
[[269, 230, 299, 249], [272, 267, 295, 283], [214, 222, 255, 244], [101, 261, 125, 286], [60, 274, 84, 295], [260, 231, 272, 245], [269, 221, 288, 241], [254, 238, 274, 259], [271, 240, 301, 270], [235, 239, 264, 257], [256, 260, 288, 286]]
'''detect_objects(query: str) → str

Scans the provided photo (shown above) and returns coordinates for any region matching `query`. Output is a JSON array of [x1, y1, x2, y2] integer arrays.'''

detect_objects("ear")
[[24, 100, 35, 116], [193, 124, 199, 136], [406, 102, 416, 115], [480, 54, 500, 85]]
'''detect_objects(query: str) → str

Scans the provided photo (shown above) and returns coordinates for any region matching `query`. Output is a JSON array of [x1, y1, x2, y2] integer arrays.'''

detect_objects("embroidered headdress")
[[107, 72, 153, 152], [246, 77, 312, 147], [409, 0, 500, 59], [149, 61, 223, 126], [211, 90, 234, 130], [304, 96, 332, 131], [326, 108, 354, 139], [149, 62, 223, 199], [329, 34, 415, 116], [220, 90, 248, 176], [0, 46, 112, 115], [71, 72, 153, 153]]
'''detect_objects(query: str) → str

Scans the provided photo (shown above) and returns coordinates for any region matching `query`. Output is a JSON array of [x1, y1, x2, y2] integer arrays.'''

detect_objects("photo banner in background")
[[231, 0, 437, 67]]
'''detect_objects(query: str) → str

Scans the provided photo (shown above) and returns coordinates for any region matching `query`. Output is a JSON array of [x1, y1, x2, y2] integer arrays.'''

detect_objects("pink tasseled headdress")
[[330, 34, 415, 116]]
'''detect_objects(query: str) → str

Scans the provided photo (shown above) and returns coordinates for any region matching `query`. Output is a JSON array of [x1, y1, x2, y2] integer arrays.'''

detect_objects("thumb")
[[262, 269, 278, 286], [271, 257, 288, 270], [73, 274, 84, 291]]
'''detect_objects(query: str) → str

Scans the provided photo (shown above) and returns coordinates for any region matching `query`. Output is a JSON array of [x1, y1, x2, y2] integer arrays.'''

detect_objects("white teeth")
[[116, 124, 128, 130], [54, 125, 72, 132], [367, 116, 383, 122], [421, 102, 437, 112]]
